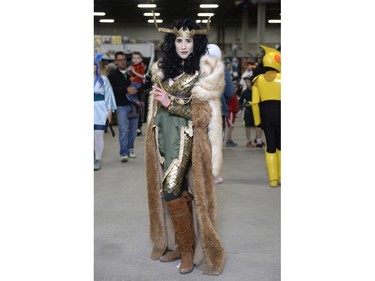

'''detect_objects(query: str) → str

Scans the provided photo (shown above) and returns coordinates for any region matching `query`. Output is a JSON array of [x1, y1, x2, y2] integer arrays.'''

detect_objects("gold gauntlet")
[[168, 103, 193, 120]]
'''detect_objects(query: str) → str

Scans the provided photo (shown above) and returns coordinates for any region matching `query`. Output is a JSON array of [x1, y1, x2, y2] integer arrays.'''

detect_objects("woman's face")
[[175, 37, 194, 60]]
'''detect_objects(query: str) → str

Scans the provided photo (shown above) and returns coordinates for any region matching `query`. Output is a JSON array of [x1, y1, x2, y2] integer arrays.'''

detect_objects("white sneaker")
[[94, 159, 101, 171], [121, 155, 128, 163], [214, 176, 224, 185], [129, 149, 136, 158]]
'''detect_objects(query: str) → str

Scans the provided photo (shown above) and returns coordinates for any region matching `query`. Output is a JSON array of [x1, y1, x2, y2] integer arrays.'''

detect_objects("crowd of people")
[[94, 15, 281, 275], [223, 52, 267, 150], [94, 50, 147, 170]]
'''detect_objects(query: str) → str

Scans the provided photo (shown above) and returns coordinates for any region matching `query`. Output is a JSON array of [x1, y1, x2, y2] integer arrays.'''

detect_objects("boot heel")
[[159, 247, 181, 262]]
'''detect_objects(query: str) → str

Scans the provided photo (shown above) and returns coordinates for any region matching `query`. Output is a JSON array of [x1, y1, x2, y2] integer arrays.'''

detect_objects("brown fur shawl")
[[145, 54, 225, 275]]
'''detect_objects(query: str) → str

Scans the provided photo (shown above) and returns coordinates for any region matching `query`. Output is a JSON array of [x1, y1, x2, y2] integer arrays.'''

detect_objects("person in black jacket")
[[107, 51, 140, 162]]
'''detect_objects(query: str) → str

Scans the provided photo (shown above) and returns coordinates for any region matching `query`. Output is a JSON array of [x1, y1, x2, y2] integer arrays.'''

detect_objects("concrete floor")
[[94, 117, 280, 281]]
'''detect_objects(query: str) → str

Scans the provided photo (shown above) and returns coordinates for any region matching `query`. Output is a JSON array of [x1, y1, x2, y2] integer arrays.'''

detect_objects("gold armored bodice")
[[158, 71, 199, 105]]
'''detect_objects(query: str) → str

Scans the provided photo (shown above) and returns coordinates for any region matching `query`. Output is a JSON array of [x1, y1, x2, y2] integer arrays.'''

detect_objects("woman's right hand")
[[150, 85, 171, 108]]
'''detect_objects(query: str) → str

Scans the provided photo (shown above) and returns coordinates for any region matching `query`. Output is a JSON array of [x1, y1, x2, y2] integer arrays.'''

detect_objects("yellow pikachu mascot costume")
[[252, 45, 281, 187]]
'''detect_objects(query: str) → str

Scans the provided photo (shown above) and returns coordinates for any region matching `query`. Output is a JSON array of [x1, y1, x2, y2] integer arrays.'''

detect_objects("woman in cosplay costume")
[[251, 45, 281, 187], [94, 58, 117, 171], [145, 14, 225, 275]]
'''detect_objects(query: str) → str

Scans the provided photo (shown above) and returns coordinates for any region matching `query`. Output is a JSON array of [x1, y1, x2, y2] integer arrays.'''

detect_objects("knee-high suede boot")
[[160, 192, 194, 262], [165, 193, 194, 274], [159, 246, 181, 263]]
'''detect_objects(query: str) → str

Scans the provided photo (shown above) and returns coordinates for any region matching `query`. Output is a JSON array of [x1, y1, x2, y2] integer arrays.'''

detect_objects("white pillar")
[[256, 3, 266, 49], [241, 7, 249, 57]]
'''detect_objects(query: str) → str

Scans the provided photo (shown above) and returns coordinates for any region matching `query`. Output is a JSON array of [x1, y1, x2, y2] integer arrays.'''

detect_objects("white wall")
[[94, 23, 280, 58], [219, 25, 280, 56]]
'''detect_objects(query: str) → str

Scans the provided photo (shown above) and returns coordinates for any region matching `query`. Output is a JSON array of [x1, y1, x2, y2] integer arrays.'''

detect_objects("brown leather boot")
[[159, 247, 180, 262], [166, 194, 194, 274]]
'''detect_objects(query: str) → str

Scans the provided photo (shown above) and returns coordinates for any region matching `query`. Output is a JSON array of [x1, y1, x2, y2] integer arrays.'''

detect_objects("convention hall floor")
[[94, 118, 280, 281]]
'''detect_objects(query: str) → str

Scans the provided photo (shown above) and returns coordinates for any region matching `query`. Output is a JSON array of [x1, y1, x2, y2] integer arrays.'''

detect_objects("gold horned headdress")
[[152, 10, 211, 38]]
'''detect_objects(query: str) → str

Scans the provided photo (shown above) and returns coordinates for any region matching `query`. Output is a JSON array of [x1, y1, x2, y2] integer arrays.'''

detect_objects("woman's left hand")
[[106, 111, 112, 123], [150, 85, 171, 108]]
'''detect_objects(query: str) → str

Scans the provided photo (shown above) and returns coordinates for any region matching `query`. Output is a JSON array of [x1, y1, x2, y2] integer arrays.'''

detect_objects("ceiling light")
[[200, 4, 219, 8], [94, 12, 106, 16], [144, 12, 160, 16], [196, 20, 202, 23], [148, 19, 163, 23], [138, 4, 157, 8], [99, 19, 115, 23], [202, 19, 210, 23], [268, 19, 281, 23], [197, 13, 215, 17]]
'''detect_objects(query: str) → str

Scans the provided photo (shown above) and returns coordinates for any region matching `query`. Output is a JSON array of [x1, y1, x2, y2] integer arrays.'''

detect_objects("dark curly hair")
[[158, 19, 208, 81]]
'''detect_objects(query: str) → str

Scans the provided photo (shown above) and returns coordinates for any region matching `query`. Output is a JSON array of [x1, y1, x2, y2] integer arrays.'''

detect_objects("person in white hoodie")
[[94, 58, 116, 171], [206, 44, 235, 184]]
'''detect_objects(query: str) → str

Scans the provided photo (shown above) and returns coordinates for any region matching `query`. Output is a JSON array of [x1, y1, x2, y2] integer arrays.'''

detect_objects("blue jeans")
[[116, 105, 139, 156]]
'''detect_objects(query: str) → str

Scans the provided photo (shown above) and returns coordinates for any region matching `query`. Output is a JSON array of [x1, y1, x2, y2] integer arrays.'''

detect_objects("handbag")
[[128, 104, 140, 119], [108, 122, 115, 137]]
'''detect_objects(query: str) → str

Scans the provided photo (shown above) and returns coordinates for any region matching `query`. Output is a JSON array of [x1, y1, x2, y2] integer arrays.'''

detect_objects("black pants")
[[263, 125, 280, 153]]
